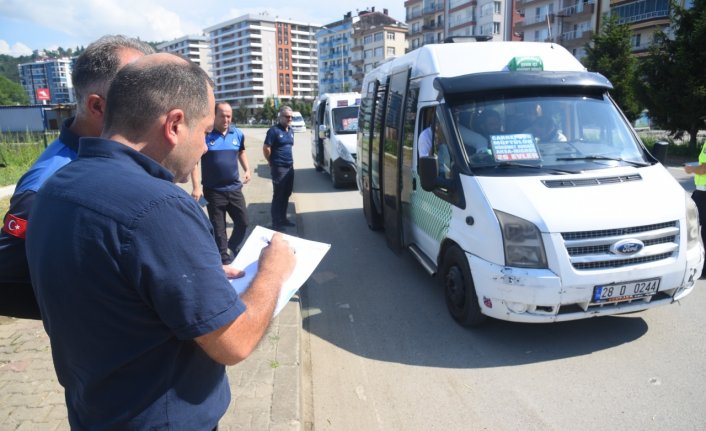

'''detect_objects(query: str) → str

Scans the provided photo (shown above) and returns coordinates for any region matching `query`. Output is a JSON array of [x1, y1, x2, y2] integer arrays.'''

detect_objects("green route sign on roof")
[[507, 56, 544, 71]]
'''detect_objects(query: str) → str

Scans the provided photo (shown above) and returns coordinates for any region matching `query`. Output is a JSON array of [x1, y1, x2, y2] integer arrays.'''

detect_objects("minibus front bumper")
[[466, 251, 699, 323]]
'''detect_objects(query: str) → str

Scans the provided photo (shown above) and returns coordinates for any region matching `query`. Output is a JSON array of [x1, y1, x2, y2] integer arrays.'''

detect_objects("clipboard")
[[229, 225, 330, 316]]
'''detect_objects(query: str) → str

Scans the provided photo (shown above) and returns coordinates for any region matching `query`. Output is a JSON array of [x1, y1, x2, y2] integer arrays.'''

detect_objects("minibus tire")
[[441, 247, 486, 327]]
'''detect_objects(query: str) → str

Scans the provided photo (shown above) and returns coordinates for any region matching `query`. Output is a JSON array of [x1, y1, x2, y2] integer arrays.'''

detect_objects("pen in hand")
[[263, 236, 296, 254]]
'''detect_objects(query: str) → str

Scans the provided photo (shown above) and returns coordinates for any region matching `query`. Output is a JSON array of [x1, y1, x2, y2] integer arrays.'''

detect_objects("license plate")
[[592, 278, 661, 304]]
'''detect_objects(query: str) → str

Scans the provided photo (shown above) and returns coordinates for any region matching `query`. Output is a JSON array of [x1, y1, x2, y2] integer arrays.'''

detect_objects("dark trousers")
[[270, 165, 294, 226], [204, 188, 248, 264]]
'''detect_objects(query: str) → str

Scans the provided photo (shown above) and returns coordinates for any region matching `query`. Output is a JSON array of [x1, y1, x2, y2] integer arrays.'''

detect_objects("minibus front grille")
[[543, 174, 642, 188], [561, 221, 679, 270]]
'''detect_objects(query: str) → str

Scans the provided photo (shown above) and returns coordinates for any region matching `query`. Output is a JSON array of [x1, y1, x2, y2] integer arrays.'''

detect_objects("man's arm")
[[190, 162, 202, 201], [262, 144, 272, 165], [195, 233, 295, 365], [685, 162, 706, 175], [239, 151, 251, 184]]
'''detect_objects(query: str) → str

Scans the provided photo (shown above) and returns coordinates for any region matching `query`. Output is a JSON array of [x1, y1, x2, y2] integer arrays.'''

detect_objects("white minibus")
[[356, 41, 703, 326]]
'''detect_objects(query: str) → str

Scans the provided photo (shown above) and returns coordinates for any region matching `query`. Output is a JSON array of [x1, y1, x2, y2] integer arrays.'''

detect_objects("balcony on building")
[[515, 0, 549, 9], [557, 1, 596, 23], [516, 12, 553, 30], [560, 29, 594, 47]]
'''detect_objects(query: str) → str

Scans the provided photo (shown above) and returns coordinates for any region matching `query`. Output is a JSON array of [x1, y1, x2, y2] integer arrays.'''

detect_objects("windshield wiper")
[[555, 155, 650, 167], [490, 162, 579, 174]]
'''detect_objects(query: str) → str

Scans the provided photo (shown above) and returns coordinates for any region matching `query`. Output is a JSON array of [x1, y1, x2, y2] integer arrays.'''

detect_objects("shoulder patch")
[[3, 214, 27, 239]]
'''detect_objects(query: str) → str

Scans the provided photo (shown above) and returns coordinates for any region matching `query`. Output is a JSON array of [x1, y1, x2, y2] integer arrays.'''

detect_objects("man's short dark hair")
[[72, 35, 155, 111], [103, 56, 214, 141]]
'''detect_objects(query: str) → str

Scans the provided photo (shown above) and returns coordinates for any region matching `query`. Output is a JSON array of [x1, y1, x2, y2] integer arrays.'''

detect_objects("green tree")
[[234, 104, 250, 125], [0, 75, 29, 105], [583, 14, 641, 122], [636, 0, 706, 149], [261, 97, 277, 123]]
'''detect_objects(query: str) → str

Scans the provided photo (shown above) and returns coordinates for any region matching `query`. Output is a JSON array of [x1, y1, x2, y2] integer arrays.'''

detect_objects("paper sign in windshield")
[[491, 134, 540, 161]]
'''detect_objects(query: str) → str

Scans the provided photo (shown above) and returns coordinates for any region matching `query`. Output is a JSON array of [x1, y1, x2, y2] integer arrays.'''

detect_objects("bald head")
[[102, 52, 213, 142]]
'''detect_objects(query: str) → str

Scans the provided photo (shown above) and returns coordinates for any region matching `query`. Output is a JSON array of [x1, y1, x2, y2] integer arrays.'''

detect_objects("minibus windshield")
[[450, 94, 651, 172], [332, 106, 359, 134]]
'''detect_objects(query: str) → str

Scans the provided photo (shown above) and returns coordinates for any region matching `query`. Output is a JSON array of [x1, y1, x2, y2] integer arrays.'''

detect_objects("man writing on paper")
[[26, 53, 295, 430]]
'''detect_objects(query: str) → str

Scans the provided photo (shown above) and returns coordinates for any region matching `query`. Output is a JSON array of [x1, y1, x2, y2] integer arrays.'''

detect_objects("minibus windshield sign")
[[490, 134, 540, 161]]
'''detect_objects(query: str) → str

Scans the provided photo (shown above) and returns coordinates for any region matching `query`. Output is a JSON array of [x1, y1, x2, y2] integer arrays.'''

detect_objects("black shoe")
[[271, 224, 285, 232], [281, 220, 296, 227]]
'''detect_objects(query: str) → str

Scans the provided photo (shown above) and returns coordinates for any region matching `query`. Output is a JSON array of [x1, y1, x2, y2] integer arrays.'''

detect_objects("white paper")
[[229, 225, 330, 317]]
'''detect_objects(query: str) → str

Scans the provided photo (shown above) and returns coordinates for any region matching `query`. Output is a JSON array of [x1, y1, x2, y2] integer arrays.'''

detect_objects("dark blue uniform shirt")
[[201, 127, 245, 191], [0, 118, 79, 285], [264, 123, 294, 167], [26, 137, 246, 430]]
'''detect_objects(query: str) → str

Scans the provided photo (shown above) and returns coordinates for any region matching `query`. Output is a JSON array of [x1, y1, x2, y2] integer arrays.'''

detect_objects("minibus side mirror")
[[419, 156, 439, 191], [318, 125, 330, 139]]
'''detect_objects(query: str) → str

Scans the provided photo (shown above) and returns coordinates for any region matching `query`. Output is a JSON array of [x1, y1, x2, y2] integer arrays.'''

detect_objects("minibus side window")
[[418, 107, 436, 158]]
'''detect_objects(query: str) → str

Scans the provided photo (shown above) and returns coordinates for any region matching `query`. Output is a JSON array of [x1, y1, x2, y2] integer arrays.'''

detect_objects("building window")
[[631, 33, 641, 48], [364, 49, 373, 58], [374, 32, 383, 42], [493, 22, 500, 34], [364, 35, 373, 44], [374, 47, 383, 57], [387, 47, 395, 56], [387, 32, 395, 40]]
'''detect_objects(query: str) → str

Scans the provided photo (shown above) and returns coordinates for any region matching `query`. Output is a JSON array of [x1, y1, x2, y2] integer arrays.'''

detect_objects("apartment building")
[[18, 57, 74, 105], [205, 14, 320, 110], [405, 0, 507, 51], [514, 0, 677, 58], [318, 8, 407, 94], [157, 35, 212, 77], [611, 0, 673, 55], [350, 11, 408, 92], [316, 15, 354, 94]]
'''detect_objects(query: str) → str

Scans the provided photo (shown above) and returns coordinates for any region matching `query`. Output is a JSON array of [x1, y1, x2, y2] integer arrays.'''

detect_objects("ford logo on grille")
[[610, 239, 644, 255]]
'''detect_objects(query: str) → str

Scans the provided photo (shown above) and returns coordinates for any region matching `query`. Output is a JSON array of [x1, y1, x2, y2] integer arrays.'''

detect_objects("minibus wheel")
[[441, 246, 486, 327]]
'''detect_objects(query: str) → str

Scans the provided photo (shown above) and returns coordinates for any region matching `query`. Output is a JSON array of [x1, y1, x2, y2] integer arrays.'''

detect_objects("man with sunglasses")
[[263, 106, 296, 231]]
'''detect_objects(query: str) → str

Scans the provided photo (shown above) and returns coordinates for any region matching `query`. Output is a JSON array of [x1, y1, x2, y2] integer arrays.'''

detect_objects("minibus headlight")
[[336, 140, 354, 163], [685, 192, 701, 248], [495, 210, 548, 269]]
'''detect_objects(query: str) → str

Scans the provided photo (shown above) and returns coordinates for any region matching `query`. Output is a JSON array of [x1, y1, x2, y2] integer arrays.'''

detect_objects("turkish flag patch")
[[2, 214, 28, 239]]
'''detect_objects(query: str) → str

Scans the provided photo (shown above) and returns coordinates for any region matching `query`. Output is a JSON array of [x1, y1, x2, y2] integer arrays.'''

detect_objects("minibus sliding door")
[[381, 69, 410, 253]]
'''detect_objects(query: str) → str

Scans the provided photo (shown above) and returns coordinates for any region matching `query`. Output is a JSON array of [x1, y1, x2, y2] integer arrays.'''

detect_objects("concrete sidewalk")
[[0, 142, 302, 430]]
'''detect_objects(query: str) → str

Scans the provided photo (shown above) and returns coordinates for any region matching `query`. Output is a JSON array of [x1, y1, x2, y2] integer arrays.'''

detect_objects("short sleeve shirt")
[[26, 137, 246, 430], [201, 126, 245, 191], [264, 123, 294, 167], [0, 118, 79, 285]]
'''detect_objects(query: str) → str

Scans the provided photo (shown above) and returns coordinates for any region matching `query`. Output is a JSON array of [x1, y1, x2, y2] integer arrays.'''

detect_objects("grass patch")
[[639, 133, 704, 163], [0, 131, 55, 187], [0, 195, 9, 216]]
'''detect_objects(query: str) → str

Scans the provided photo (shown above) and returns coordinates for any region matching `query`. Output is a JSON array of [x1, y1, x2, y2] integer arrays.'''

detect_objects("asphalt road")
[[288, 130, 706, 431]]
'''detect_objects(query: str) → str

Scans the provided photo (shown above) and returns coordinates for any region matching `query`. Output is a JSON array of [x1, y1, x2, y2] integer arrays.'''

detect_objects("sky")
[[0, 0, 407, 57]]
